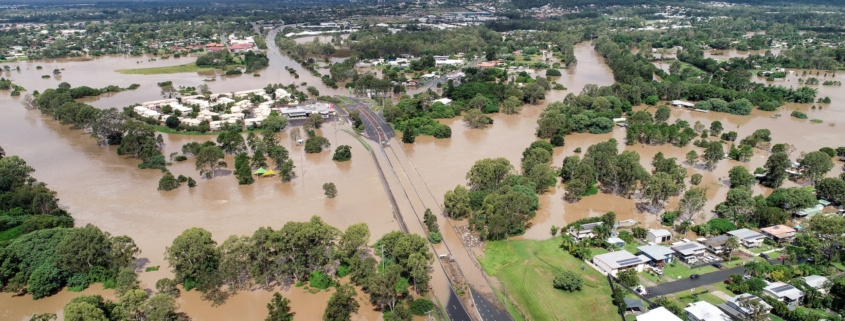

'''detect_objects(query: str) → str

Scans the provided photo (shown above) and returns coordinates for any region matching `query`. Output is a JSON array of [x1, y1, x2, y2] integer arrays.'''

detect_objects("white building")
[[725, 294, 772, 319], [647, 229, 672, 243], [802, 275, 829, 293], [685, 301, 731, 321], [670, 241, 707, 263], [763, 282, 804, 304], [433, 98, 453, 105], [568, 222, 603, 241], [671, 100, 695, 108], [278, 102, 335, 119], [637, 307, 683, 321], [726, 229, 765, 248], [592, 250, 646, 277]]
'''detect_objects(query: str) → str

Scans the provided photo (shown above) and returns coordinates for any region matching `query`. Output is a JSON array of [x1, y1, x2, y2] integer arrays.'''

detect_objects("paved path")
[[645, 259, 782, 298]]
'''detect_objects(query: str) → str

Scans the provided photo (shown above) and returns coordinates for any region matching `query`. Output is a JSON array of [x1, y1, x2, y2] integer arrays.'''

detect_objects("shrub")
[[546, 69, 562, 77], [308, 271, 333, 290], [428, 232, 442, 244], [410, 299, 435, 315], [67, 273, 89, 292], [819, 147, 836, 158], [551, 135, 565, 147], [791, 111, 808, 119], [690, 173, 703, 185], [553, 270, 583, 292], [574, 147, 582, 153], [336, 264, 350, 277], [175, 155, 188, 162], [552, 84, 566, 90]]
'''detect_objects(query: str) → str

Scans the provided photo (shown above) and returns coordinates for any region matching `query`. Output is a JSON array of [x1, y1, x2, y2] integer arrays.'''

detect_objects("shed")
[[624, 298, 645, 313], [647, 229, 672, 243]]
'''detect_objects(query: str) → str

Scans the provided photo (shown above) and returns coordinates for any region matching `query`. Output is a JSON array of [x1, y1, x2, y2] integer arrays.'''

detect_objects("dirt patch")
[[456, 225, 483, 248]]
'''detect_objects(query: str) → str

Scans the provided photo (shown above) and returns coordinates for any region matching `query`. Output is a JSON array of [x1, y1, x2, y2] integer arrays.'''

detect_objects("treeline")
[[348, 26, 501, 59], [0, 151, 148, 304], [163, 217, 435, 318], [30, 83, 165, 170]]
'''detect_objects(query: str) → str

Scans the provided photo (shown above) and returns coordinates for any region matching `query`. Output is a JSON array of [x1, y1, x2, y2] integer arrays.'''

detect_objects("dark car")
[[760, 253, 770, 259], [690, 274, 700, 280], [712, 263, 723, 269]]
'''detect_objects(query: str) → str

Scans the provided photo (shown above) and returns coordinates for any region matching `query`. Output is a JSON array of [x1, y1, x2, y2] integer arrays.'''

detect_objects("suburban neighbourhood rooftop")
[[637, 307, 683, 321]]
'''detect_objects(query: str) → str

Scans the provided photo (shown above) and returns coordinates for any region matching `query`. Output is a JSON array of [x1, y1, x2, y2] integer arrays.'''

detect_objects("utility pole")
[[380, 244, 386, 275]]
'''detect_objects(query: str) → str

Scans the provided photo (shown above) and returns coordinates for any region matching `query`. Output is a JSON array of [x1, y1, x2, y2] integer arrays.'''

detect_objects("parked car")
[[743, 274, 752, 280], [760, 253, 770, 259], [690, 274, 700, 280], [712, 263, 723, 269], [724, 278, 731, 284]]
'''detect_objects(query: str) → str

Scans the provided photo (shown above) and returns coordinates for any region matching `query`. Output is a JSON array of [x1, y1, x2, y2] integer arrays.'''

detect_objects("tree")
[[160, 84, 176, 99], [234, 153, 254, 185], [690, 173, 702, 185], [716, 187, 756, 224], [565, 179, 587, 202], [28, 264, 64, 299], [444, 185, 472, 219], [262, 114, 289, 132], [469, 93, 490, 110], [156, 278, 180, 297], [463, 109, 492, 129], [710, 121, 723, 136], [307, 113, 323, 130], [164, 228, 219, 285], [323, 284, 359, 321], [725, 236, 740, 262], [187, 177, 197, 188], [217, 131, 247, 155], [252, 150, 268, 169], [332, 145, 352, 162], [119, 289, 148, 320], [55, 224, 112, 274], [617, 269, 638, 287], [323, 182, 338, 198], [729, 166, 756, 189], [500, 96, 523, 115], [553, 270, 583, 292], [654, 105, 671, 123], [145, 293, 179, 321], [764, 152, 791, 188], [63, 302, 108, 321], [165, 115, 180, 129], [685, 150, 698, 167], [158, 171, 180, 191], [266, 293, 294, 321], [736, 295, 770, 321], [195, 145, 225, 179], [678, 187, 707, 221], [800, 151, 834, 184], [115, 266, 141, 296], [703, 142, 724, 170], [305, 135, 331, 153], [465, 158, 513, 192], [523, 82, 545, 104], [642, 172, 681, 212], [817, 178, 845, 205]]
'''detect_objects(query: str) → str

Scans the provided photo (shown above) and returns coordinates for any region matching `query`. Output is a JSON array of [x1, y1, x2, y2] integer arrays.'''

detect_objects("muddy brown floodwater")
[[0, 34, 842, 320]]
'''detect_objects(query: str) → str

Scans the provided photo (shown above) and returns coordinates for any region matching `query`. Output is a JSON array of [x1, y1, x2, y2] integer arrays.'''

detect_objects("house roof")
[[802, 275, 829, 289], [579, 222, 603, 231], [593, 251, 644, 270], [607, 237, 625, 244], [637, 245, 674, 259], [636, 307, 683, 321], [670, 242, 706, 256], [764, 282, 804, 300], [703, 235, 729, 248], [761, 225, 795, 236], [624, 298, 644, 310], [728, 294, 772, 314], [727, 228, 765, 241], [685, 301, 731, 321], [648, 229, 671, 237]]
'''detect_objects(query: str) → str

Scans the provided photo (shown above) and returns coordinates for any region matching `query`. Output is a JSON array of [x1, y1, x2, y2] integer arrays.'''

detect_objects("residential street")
[[644, 259, 782, 298]]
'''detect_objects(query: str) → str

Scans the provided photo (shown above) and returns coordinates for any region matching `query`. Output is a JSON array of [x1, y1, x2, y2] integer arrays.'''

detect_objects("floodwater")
[[1, 29, 843, 319], [0, 27, 395, 320]]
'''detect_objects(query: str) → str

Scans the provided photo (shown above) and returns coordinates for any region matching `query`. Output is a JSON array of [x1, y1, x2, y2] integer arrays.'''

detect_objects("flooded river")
[[0, 32, 842, 319]]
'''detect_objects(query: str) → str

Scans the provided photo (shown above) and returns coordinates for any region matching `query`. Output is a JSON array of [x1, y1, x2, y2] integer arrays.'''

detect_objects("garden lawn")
[[116, 62, 216, 75], [663, 264, 718, 280], [479, 239, 616, 321]]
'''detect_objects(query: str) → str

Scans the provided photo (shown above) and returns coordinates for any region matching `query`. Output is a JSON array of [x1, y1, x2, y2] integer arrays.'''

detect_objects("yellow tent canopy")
[[261, 169, 277, 177]]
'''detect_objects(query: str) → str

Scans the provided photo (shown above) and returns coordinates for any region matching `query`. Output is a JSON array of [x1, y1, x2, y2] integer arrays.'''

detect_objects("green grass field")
[[116, 62, 216, 75], [479, 239, 617, 321], [663, 263, 718, 280]]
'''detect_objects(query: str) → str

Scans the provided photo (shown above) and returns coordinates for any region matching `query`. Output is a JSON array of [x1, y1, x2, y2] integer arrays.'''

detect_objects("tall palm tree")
[[560, 234, 577, 253], [725, 236, 741, 262], [593, 224, 611, 241]]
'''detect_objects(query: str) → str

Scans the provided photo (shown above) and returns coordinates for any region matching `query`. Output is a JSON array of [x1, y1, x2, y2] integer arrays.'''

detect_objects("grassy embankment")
[[116, 62, 216, 75], [479, 239, 617, 321]]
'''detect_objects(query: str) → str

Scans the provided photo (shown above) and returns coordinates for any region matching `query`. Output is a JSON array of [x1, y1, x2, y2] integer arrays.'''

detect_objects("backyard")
[[479, 239, 617, 321]]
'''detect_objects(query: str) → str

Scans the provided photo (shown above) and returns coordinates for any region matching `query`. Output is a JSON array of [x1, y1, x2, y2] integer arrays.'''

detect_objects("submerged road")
[[347, 97, 513, 321]]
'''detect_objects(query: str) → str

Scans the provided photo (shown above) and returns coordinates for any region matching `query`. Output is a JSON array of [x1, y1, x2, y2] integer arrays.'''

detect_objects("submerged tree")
[[323, 182, 338, 198]]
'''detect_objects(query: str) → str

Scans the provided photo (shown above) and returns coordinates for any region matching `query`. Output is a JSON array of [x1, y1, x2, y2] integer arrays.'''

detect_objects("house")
[[569, 222, 602, 241], [685, 301, 731, 321], [726, 229, 765, 248], [607, 237, 625, 248], [670, 242, 707, 263], [624, 298, 646, 313], [802, 275, 829, 293], [646, 229, 672, 243], [720, 294, 772, 320], [702, 235, 730, 254], [592, 250, 646, 277], [794, 204, 823, 218], [637, 245, 675, 267], [763, 282, 804, 304], [760, 225, 796, 243], [671, 100, 695, 108], [636, 307, 683, 321]]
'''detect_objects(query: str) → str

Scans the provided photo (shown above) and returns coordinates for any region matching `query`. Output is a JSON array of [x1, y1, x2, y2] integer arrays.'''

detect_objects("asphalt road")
[[472, 288, 515, 321], [644, 259, 782, 298], [446, 288, 472, 321]]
